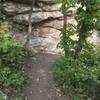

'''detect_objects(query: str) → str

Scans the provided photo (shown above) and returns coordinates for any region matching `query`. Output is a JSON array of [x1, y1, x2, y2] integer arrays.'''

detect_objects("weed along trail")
[[24, 53, 63, 100]]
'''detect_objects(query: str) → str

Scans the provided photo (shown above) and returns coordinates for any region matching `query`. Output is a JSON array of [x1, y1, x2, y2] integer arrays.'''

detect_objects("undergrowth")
[[0, 23, 28, 100], [53, 47, 100, 100]]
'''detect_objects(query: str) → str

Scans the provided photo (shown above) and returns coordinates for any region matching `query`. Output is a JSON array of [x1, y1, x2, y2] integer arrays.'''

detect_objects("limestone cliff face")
[[3, 0, 64, 53], [3, 0, 62, 23], [3, 0, 100, 53], [6, 0, 54, 5]]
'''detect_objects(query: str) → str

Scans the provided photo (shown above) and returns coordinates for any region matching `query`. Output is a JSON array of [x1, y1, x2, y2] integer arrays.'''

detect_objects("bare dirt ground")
[[24, 52, 65, 100]]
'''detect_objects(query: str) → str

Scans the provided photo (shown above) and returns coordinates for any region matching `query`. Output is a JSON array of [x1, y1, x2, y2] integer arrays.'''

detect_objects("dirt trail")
[[24, 53, 65, 100]]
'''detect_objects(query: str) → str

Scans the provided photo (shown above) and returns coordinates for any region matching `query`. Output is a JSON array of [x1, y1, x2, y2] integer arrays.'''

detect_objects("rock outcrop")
[[3, 0, 64, 53], [3, 0, 100, 54]]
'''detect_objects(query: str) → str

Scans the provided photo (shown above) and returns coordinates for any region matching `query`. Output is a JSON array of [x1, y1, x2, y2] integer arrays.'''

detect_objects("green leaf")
[[73, 95, 81, 100]]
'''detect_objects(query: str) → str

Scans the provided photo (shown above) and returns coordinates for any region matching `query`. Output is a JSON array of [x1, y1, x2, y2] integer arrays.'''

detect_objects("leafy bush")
[[0, 67, 25, 87], [15, 88, 25, 100], [0, 39, 27, 68], [53, 0, 100, 99], [0, 23, 28, 100], [0, 91, 8, 100], [53, 47, 100, 99], [0, 23, 27, 68]]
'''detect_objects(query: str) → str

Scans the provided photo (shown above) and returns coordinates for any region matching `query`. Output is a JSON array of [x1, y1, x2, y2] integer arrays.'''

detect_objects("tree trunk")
[[74, 27, 87, 59], [24, 0, 35, 48], [61, 1, 67, 57]]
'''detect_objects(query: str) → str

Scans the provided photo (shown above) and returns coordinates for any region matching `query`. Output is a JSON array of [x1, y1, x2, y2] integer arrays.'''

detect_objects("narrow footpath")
[[24, 52, 65, 100]]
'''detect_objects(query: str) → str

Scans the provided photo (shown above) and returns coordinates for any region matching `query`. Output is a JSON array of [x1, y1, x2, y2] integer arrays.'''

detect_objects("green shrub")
[[15, 88, 25, 100], [53, 47, 100, 99], [0, 23, 27, 69], [0, 38, 27, 68], [0, 23, 28, 100], [0, 91, 8, 100], [0, 67, 25, 87]]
